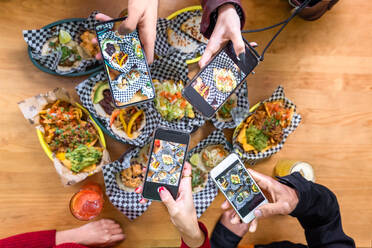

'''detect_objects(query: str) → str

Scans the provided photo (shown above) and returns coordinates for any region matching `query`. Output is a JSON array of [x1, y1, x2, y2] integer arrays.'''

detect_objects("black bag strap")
[[242, 0, 312, 61]]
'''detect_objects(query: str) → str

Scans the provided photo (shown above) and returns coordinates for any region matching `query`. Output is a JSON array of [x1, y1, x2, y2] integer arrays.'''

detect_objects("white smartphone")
[[211, 153, 268, 223]]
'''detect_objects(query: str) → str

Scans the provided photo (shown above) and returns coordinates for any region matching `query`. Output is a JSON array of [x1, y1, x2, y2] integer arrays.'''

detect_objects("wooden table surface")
[[1, 0, 371, 247]]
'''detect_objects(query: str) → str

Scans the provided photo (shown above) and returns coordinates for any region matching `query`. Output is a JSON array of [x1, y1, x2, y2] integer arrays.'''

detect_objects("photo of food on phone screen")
[[191, 50, 246, 110], [146, 139, 187, 186], [95, 19, 154, 107], [216, 161, 265, 217]]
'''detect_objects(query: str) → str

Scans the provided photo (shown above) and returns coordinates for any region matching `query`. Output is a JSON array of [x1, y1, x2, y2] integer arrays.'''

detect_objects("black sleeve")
[[276, 172, 355, 248], [210, 221, 242, 248]]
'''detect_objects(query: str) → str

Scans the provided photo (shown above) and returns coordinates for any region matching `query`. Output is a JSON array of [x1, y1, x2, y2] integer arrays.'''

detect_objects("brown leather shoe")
[[289, 0, 339, 21]]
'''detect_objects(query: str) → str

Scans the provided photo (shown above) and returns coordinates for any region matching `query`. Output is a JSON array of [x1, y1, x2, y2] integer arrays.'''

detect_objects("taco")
[[41, 30, 89, 71], [213, 68, 237, 93], [79, 30, 99, 58], [180, 14, 208, 44], [167, 27, 199, 54], [91, 81, 117, 117], [192, 77, 210, 100], [191, 163, 208, 194], [200, 145, 228, 170], [216, 93, 238, 122], [236, 100, 294, 153], [116, 162, 143, 192], [102, 40, 128, 68], [110, 106, 145, 140]]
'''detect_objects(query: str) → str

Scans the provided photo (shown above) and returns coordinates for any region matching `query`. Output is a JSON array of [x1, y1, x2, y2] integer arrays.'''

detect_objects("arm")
[[0, 230, 57, 248], [278, 173, 355, 248], [200, 0, 245, 39], [180, 222, 211, 248]]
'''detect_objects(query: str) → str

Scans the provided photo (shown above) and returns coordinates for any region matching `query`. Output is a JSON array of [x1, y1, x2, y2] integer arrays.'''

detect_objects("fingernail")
[[238, 52, 246, 63], [254, 209, 262, 218], [157, 186, 165, 193], [135, 187, 140, 193], [139, 198, 146, 204]]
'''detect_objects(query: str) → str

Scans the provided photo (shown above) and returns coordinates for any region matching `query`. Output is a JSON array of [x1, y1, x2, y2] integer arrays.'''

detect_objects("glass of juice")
[[274, 160, 315, 182]]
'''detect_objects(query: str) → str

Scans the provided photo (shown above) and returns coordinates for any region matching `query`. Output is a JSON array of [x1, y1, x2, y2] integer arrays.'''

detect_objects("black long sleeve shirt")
[[210, 172, 355, 248]]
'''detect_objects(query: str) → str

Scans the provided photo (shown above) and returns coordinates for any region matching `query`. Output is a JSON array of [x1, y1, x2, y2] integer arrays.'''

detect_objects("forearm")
[[180, 222, 210, 248], [278, 173, 355, 248], [0, 230, 56, 248], [200, 0, 245, 39]]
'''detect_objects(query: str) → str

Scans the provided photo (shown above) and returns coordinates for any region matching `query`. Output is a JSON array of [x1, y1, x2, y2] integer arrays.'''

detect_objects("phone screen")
[[216, 160, 265, 218], [143, 128, 189, 201], [183, 41, 258, 119], [95, 18, 155, 107]]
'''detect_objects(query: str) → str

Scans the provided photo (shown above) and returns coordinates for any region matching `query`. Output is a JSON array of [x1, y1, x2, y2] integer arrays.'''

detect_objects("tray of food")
[[102, 145, 151, 220], [18, 88, 111, 185], [155, 5, 207, 64], [76, 71, 158, 146], [23, 12, 102, 76], [186, 130, 232, 217], [232, 86, 302, 165]]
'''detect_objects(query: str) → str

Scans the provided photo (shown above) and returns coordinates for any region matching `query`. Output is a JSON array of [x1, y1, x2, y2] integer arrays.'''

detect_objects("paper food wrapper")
[[232, 86, 302, 165], [18, 88, 111, 186]]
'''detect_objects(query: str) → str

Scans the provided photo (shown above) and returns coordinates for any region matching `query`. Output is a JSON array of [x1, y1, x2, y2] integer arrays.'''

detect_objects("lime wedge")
[[190, 153, 200, 166], [59, 30, 72, 44]]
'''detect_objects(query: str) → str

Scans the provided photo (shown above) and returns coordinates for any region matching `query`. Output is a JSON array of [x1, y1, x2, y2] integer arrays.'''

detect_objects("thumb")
[[118, 11, 142, 35], [230, 32, 245, 57], [255, 202, 283, 218], [158, 186, 177, 214]]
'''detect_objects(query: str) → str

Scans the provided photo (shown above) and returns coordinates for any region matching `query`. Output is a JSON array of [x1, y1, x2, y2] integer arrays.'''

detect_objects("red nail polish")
[[158, 186, 164, 193], [135, 187, 140, 192]]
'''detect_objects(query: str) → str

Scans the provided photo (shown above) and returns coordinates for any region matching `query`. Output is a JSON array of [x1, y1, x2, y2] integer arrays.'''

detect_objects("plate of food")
[[24, 12, 102, 76], [190, 144, 229, 172], [18, 88, 110, 185], [232, 86, 302, 163]]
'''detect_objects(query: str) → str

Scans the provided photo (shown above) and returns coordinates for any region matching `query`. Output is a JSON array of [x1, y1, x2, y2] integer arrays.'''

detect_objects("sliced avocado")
[[93, 81, 110, 104]]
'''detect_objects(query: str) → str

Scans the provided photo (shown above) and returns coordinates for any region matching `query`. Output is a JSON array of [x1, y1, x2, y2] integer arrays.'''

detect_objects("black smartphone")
[[142, 127, 190, 201], [95, 17, 155, 108], [182, 40, 259, 119]]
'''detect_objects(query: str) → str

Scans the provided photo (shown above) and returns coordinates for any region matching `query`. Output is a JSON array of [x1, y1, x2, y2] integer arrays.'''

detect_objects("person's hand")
[[94, 0, 158, 64], [221, 169, 299, 233], [199, 4, 255, 68], [136, 162, 205, 247], [55, 219, 125, 247], [220, 209, 250, 237]]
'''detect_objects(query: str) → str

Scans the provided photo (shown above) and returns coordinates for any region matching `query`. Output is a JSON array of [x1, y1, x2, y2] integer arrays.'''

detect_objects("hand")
[[221, 169, 299, 233], [219, 209, 250, 237], [135, 162, 205, 247], [199, 4, 256, 68], [55, 219, 125, 247], [94, 0, 158, 64]]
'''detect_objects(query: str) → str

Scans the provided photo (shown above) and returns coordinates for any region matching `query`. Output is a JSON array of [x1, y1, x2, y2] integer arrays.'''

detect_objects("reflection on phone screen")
[[191, 49, 246, 110], [96, 20, 154, 106], [146, 139, 187, 186], [216, 160, 265, 217]]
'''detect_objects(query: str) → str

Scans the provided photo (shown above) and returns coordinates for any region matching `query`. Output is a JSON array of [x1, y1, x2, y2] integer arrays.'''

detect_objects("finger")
[[95, 13, 113, 22], [109, 227, 124, 235], [256, 202, 284, 218], [139, 198, 148, 205], [221, 200, 231, 210], [178, 162, 192, 196], [199, 34, 223, 68], [118, 11, 142, 35], [230, 212, 241, 225], [138, 19, 156, 64], [158, 186, 177, 213], [110, 234, 126, 243], [135, 185, 143, 194], [95, 53, 102, 60], [230, 32, 245, 57], [247, 169, 274, 192], [100, 219, 116, 225], [249, 218, 258, 233], [91, 37, 98, 44], [249, 42, 258, 48], [182, 162, 192, 177]]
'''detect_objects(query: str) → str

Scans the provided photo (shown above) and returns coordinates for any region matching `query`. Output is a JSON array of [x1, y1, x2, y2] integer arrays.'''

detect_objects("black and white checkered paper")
[[233, 86, 302, 165], [150, 56, 205, 133], [102, 148, 151, 220], [75, 70, 158, 146], [155, 10, 206, 61], [211, 82, 250, 130], [186, 130, 233, 218], [23, 11, 101, 75]]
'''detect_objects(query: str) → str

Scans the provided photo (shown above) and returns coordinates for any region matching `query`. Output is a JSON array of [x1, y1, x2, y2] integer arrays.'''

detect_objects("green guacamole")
[[66, 145, 102, 173], [245, 126, 269, 152]]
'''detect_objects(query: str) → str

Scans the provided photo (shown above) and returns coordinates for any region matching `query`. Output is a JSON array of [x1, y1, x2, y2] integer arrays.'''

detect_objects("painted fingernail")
[[157, 186, 165, 193], [135, 187, 141, 193], [254, 209, 262, 218], [139, 198, 146, 204]]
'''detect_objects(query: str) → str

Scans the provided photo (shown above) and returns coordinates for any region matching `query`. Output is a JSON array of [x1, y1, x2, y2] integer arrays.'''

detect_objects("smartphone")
[[95, 17, 155, 108], [142, 127, 190, 201], [182, 40, 259, 119], [211, 153, 268, 223]]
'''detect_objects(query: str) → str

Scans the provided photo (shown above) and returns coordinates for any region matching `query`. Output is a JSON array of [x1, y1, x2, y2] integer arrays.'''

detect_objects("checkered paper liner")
[[75, 70, 158, 146], [102, 148, 151, 220], [23, 11, 101, 75], [232, 86, 302, 165], [154, 10, 206, 61], [186, 130, 233, 218], [149, 56, 205, 133], [211, 82, 249, 130]]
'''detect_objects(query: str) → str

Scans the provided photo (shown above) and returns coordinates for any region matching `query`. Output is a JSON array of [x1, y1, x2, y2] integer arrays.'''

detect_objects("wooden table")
[[1, 0, 371, 247]]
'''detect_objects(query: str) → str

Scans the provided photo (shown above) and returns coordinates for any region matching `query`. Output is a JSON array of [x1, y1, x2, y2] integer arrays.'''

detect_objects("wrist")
[[218, 3, 236, 15], [180, 223, 205, 248], [55, 229, 78, 245]]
